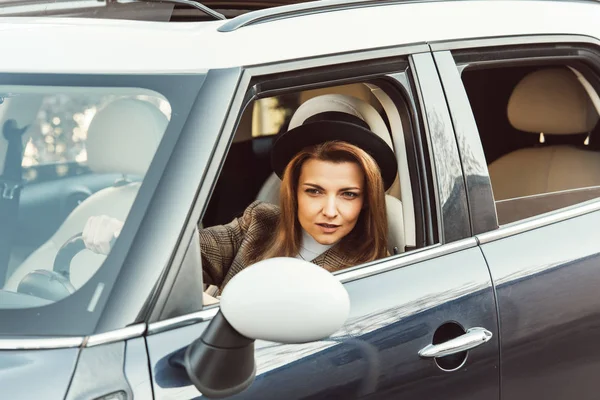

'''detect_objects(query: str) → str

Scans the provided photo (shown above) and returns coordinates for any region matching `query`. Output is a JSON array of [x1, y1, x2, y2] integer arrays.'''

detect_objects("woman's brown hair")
[[252, 141, 388, 266]]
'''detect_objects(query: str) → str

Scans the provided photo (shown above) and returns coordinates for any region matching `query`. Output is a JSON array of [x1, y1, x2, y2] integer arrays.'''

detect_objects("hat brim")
[[271, 120, 398, 191]]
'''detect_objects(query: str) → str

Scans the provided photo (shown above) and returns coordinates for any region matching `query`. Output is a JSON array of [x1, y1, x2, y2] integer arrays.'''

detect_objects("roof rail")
[[217, 0, 412, 32], [145, 0, 225, 19]]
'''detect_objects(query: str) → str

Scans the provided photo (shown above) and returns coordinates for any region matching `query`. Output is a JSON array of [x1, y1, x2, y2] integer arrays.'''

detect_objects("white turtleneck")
[[295, 229, 336, 262]]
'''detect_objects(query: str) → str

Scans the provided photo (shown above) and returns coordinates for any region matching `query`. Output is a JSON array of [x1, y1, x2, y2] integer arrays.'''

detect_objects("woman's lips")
[[316, 223, 340, 233]]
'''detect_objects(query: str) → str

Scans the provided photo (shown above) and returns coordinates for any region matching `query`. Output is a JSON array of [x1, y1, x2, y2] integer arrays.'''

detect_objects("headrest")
[[271, 94, 398, 190], [288, 94, 393, 148], [507, 68, 599, 135], [86, 98, 169, 177]]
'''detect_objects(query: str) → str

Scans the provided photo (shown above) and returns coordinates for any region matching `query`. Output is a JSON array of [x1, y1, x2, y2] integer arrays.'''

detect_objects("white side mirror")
[[220, 257, 351, 343], [183, 258, 351, 398]]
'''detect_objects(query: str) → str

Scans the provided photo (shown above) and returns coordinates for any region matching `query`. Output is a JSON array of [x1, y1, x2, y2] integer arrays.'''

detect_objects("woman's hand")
[[82, 215, 124, 255]]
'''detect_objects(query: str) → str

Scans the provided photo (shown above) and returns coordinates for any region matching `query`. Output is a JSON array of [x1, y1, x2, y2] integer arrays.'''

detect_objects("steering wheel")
[[53, 233, 87, 280], [16, 233, 105, 302]]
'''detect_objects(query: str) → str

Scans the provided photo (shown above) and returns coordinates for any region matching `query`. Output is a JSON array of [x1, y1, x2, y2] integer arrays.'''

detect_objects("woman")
[[83, 94, 398, 291]]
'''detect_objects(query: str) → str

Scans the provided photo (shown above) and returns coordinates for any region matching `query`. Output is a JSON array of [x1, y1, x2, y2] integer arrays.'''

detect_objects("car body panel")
[[0, 347, 79, 400], [411, 52, 470, 242], [147, 244, 499, 399], [433, 33, 600, 399], [479, 209, 600, 399], [124, 337, 155, 400], [65, 341, 132, 400], [0, 2, 597, 72], [431, 50, 498, 235]]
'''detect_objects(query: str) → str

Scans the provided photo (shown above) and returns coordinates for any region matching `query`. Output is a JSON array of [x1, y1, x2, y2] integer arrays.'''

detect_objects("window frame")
[[432, 34, 600, 240], [149, 44, 474, 325]]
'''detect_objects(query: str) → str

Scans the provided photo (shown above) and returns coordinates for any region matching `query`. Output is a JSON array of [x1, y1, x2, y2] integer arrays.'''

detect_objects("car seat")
[[489, 67, 600, 201]]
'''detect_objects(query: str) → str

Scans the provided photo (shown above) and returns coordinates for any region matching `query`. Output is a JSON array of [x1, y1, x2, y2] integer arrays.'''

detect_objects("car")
[[1, 0, 600, 399]]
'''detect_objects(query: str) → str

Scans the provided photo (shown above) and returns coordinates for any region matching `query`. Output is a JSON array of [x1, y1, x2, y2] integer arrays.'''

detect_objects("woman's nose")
[[322, 196, 338, 218]]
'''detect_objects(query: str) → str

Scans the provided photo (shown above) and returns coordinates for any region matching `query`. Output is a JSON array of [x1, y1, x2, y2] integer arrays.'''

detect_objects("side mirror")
[[184, 257, 350, 398]]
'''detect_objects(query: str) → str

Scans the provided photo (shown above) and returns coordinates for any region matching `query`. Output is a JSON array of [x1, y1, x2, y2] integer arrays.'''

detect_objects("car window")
[[196, 79, 425, 306], [461, 62, 600, 225], [0, 86, 171, 310]]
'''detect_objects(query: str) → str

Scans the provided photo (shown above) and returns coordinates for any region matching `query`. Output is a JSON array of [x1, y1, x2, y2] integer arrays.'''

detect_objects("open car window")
[[196, 79, 423, 306]]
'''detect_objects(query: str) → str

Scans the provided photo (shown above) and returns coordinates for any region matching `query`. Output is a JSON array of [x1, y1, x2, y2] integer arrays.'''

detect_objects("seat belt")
[[0, 119, 27, 286]]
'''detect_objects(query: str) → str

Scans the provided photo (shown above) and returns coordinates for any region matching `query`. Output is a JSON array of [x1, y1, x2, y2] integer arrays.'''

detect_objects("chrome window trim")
[[146, 238, 477, 334], [0, 323, 147, 350], [0, 337, 85, 350], [84, 323, 147, 348], [147, 307, 220, 335], [335, 237, 477, 283], [495, 185, 600, 203], [477, 198, 600, 244]]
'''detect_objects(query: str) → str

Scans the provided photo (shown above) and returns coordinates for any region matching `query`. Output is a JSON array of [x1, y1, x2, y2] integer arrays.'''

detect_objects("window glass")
[[461, 63, 600, 225], [18, 93, 171, 182], [1, 86, 170, 311]]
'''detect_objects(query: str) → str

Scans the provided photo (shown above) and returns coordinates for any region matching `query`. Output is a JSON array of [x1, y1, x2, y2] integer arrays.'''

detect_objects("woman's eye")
[[306, 188, 321, 195], [342, 192, 359, 199]]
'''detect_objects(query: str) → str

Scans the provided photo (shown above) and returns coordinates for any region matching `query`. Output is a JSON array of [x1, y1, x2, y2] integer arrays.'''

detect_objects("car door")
[[433, 34, 600, 400], [144, 50, 500, 400]]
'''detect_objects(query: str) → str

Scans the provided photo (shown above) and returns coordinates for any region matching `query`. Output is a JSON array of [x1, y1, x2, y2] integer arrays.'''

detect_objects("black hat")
[[271, 94, 398, 190]]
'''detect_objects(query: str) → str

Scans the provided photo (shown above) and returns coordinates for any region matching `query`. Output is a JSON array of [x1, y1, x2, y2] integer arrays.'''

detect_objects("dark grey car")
[[1, 1, 600, 399]]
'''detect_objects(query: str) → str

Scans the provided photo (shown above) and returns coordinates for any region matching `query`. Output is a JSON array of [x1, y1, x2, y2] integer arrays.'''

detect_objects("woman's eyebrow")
[[303, 183, 325, 190], [303, 183, 362, 191]]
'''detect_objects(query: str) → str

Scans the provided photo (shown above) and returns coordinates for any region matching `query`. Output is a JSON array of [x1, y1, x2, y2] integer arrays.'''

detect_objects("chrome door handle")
[[418, 327, 492, 358]]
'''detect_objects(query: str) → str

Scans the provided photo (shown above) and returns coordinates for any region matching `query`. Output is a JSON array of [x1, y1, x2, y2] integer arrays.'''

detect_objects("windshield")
[[0, 73, 204, 336]]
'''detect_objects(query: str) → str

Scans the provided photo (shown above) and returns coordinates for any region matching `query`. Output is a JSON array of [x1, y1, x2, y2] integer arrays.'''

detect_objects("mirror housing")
[[184, 311, 255, 399], [184, 257, 350, 398]]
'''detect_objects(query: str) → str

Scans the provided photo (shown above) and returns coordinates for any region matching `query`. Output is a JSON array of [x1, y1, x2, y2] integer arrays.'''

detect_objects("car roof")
[[1, 0, 599, 74]]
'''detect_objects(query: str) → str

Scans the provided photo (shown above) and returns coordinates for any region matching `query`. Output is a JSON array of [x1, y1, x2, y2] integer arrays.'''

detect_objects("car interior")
[[0, 87, 170, 303], [462, 64, 600, 225]]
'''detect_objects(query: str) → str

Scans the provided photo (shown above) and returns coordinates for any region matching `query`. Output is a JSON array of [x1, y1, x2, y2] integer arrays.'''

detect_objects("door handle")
[[418, 327, 492, 358]]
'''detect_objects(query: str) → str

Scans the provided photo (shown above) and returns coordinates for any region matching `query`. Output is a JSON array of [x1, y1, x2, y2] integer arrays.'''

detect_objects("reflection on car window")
[[1, 87, 170, 310], [21, 93, 171, 182]]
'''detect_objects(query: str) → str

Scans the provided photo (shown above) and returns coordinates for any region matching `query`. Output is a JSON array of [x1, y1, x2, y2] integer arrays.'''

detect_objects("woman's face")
[[297, 159, 365, 245]]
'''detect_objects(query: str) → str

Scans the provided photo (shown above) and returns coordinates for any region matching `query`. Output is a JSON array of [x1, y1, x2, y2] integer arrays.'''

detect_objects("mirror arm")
[[184, 310, 257, 398]]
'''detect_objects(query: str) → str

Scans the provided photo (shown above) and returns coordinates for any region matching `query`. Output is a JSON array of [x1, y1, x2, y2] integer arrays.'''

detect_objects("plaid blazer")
[[200, 201, 357, 290]]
